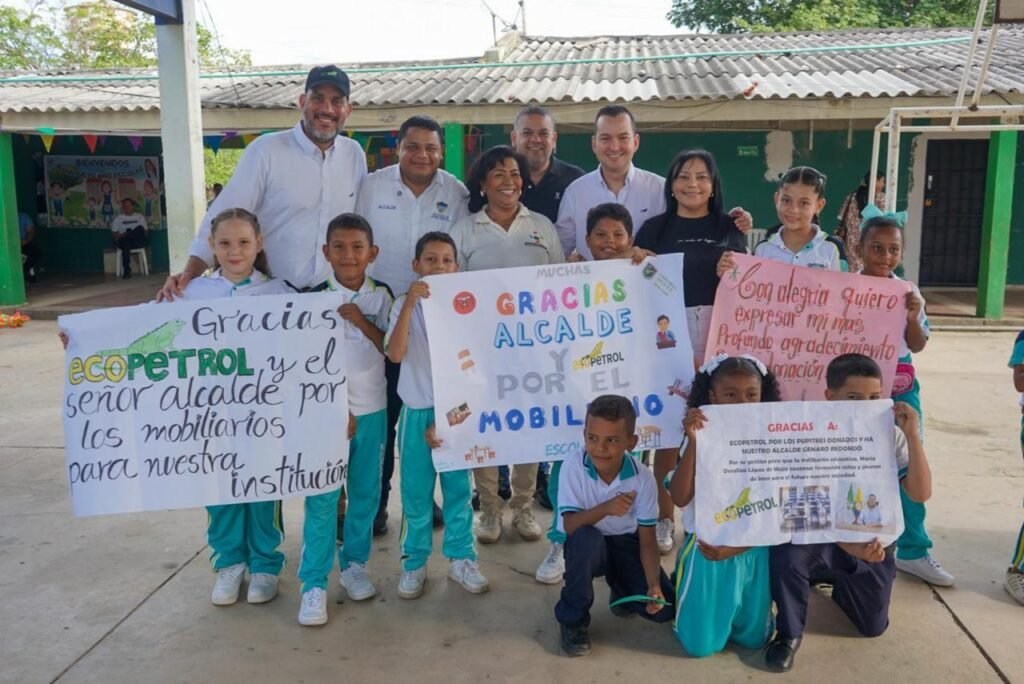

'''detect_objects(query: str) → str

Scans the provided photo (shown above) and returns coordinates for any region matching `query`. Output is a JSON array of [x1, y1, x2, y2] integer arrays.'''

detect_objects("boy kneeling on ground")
[[554, 395, 674, 656], [764, 353, 933, 672]]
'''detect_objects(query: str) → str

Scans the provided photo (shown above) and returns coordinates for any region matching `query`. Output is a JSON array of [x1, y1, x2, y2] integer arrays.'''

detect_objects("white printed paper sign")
[[421, 256, 694, 472], [695, 400, 904, 546], [59, 293, 349, 517]]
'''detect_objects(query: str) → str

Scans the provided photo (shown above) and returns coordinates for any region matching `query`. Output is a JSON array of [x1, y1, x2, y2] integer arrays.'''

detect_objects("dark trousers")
[[21, 242, 41, 275], [114, 228, 146, 272], [378, 358, 402, 514], [555, 525, 674, 627], [770, 542, 895, 640]]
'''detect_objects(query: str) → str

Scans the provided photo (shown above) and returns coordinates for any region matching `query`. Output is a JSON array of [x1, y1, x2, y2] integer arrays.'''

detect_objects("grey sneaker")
[[340, 562, 377, 601], [398, 567, 428, 600], [211, 562, 246, 606], [448, 558, 489, 594], [475, 511, 502, 544]]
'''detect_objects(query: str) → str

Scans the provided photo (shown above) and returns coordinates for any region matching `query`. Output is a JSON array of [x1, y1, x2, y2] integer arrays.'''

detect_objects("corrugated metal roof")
[[1, 26, 1022, 114]]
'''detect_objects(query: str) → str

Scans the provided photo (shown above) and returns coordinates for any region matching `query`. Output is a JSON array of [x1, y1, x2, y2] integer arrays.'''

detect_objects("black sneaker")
[[535, 486, 553, 511], [372, 510, 388, 537], [472, 489, 480, 511], [122, 271, 132, 279], [432, 502, 444, 528], [559, 622, 591, 657], [498, 483, 512, 501], [764, 634, 801, 672], [336, 515, 345, 545]]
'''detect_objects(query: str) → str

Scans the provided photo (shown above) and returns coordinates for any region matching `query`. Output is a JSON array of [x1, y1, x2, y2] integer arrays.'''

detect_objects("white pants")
[[686, 305, 714, 366]]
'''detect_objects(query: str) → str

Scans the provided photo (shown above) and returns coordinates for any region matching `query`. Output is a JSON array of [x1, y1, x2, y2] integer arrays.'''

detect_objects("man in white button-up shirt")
[[159, 65, 367, 298], [357, 116, 469, 296], [555, 105, 665, 260]]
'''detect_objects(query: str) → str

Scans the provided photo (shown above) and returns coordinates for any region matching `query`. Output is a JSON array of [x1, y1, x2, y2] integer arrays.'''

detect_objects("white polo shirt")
[[557, 450, 658, 536], [111, 213, 147, 235], [753, 226, 842, 271], [182, 269, 295, 299], [189, 121, 367, 289], [450, 205, 565, 272], [385, 294, 434, 409], [318, 274, 391, 416], [555, 165, 666, 260], [356, 164, 469, 296], [886, 273, 929, 360]]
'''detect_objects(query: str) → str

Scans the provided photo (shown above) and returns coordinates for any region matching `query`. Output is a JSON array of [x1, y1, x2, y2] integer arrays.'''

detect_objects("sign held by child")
[[60, 293, 349, 516]]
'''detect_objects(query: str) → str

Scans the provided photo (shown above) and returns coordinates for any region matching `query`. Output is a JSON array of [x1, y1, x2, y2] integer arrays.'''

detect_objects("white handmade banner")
[[60, 293, 349, 517], [421, 255, 694, 472], [695, 400, 904, 546]]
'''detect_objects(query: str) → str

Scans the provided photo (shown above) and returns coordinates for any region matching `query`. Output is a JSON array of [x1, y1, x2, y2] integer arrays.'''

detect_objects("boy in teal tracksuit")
[[297, 214, 392, 626], [385, 231, 487, 599]]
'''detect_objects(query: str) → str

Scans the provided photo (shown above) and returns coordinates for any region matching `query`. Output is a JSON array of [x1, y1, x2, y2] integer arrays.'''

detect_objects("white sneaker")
[[211, 562, 246, 606], [535, 543, 565, 584], [298, 587, 328, 626], [340, 563, 377, 601], [448, 558, 489, 594], [895, 555, 955, 587], [475, 511, 502, 544], [512, 508, 543, 541], [656, 518, 675, 555], [1005, 569, 1024, 605], [398, 567, 428, 600], [246, 573, 278, 604]]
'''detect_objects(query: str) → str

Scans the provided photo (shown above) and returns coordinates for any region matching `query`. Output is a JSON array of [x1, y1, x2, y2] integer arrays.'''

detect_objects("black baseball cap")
[[305, 65, 350, 98]]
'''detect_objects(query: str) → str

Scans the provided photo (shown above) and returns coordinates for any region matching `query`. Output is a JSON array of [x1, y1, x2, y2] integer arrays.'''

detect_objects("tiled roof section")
[[2, 26, 1023, 113]]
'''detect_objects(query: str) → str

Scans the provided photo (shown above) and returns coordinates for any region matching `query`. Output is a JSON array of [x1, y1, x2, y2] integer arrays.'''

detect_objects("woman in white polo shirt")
[[450, 145, 565, 547]]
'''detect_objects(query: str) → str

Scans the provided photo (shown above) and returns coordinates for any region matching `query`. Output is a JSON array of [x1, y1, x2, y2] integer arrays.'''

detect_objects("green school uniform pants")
[[206, 501, 284, 575], [398, 406, 476, 571], [546, 460, 566, 545], [298, 410, 387, 592], [893, 378, 933, 560]]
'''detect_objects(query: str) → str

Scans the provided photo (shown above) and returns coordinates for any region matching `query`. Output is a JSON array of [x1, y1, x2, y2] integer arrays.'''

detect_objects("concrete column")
[[977, 130, 1017, 319], [0, 133, 26, 307], [443, 122, 465, 181], [155, 0, 206, 272]]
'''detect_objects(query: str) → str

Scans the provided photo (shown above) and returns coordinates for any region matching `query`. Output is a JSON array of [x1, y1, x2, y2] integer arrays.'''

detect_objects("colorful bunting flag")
[[203, 135, 222, 154], [82, 135, 98, 153], [128, 136, 143, 152], [40, 134, 55, 152], [241, 133, 258, 147]]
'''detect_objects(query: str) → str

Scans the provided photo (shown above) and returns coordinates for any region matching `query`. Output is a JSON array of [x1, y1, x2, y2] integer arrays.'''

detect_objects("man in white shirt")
[[110, 198, 147, 279], [159, 65, 367, 297], [355, 115, 469, 534], [555, 105, 665, 260]]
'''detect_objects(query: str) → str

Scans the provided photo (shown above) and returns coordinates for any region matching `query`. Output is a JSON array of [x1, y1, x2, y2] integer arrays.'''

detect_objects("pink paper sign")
[[707, 254, 910, 401]]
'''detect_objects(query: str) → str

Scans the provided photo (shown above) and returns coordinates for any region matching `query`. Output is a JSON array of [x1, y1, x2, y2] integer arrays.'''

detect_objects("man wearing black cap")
[[158, 65, 367, 297]]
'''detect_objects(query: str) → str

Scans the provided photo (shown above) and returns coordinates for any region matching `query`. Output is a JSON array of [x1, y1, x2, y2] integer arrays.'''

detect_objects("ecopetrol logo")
[[571, 341, 626, 370], [714, 487, 780, 524], [67, 319, 254, 385]]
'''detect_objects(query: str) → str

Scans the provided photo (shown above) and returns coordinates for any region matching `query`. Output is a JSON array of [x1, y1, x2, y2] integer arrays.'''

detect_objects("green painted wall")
[[11, 134, 169, 274]]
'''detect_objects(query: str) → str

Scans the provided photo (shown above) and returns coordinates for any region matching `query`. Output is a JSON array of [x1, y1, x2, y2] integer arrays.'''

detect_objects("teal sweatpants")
[[299, 410, 387, 592], [399, 406, 475, 571], [546, 460, 566, 545], [206, 501, 284, 575], [1013, 419, 1024, 572], [893, 378, 933, 560], [672, 534, 773, 657]]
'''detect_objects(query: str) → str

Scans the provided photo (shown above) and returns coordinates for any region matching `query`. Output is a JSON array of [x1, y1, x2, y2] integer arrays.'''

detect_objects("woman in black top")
[[635, 149, 750, 364]]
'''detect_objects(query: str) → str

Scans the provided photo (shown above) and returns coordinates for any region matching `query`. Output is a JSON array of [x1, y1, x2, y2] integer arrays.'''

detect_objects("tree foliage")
[[203, 148, 244, 188], [0, 0, 251, 71], [667, 0, 989, 34]]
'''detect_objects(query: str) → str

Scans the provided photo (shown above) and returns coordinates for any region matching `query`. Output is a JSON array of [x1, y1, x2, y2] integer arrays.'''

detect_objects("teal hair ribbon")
[[859, 202, 908, 229]]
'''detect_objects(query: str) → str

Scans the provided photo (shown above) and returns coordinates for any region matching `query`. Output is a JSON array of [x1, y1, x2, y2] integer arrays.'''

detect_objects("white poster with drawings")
[[694, 400, 905, 546]]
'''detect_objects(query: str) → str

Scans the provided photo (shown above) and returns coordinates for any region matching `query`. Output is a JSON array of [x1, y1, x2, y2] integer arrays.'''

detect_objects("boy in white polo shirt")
[[296, 213, 392, 626], [555, 395, 674, 656], [386, 231, 487, 599]]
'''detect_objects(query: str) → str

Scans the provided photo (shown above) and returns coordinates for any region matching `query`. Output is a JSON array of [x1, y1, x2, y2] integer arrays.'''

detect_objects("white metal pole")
[[870, 118, 885, 204], [952, 0, 990, 128], [970, 23, 1000, 109], [155, 0, 206, 272], [885, 111, 901, 212]]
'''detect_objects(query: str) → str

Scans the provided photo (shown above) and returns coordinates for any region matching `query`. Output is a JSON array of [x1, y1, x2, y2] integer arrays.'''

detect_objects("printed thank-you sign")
[[695, 400, 904, 546], [60, 293, 349, 517], [708, 254, 909, 400], [421, 256, 694, 471]]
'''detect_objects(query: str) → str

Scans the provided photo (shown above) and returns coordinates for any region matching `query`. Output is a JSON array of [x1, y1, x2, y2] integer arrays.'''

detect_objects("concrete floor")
[[1, 323, 1022, 684]]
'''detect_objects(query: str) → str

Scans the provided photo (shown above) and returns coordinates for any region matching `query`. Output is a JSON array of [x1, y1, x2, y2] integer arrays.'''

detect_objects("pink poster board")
[[707, 254, 910, 401]]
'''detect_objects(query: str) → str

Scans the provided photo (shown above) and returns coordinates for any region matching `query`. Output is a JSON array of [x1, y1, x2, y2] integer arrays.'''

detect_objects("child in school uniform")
[[60, 207, 296, 606], [296, 213, 393, 626], [856, 212, 953, 587], [554, 395, 675, 657], [764, 353, 933, 672], [535, 203, 656, 584], [385, 231, 487, 599], [669, 354, 780, 657], [1005, 329, 1024, 605]]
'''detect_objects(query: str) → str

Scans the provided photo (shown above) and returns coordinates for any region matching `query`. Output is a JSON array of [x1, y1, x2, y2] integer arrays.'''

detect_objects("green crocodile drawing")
[[97, 319, 186, 356]]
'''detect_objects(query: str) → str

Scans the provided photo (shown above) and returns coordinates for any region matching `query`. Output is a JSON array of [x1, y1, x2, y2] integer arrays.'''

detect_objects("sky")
[[162, 0, 682, 65]]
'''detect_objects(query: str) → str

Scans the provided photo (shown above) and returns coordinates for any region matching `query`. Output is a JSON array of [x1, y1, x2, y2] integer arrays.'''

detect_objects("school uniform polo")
[[299, 274, 392, 589], [555, 164, 666, 260], [182, 269, 295, 299], [385, 294, 433, 410], [754, 226, 843, 271], [554, 450, 673, 626], [356, 164, 469, 296], [450, 205, 565, 272], [110, 212, 147, 236], [189, 121, 367, 289]]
